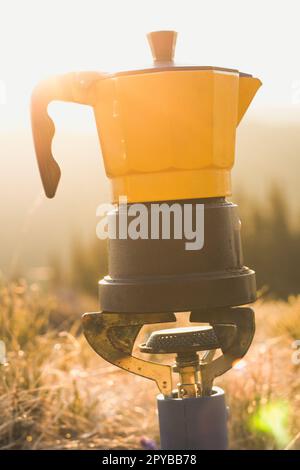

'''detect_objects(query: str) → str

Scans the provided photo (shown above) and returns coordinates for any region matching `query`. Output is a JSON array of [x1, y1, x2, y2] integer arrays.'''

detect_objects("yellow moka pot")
[[31, 31, 261, 203]]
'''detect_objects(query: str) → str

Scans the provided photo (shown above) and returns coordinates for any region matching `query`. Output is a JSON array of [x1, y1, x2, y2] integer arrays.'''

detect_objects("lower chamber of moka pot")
[[99, 197, 256, 313], [157, 386, 228, 450]]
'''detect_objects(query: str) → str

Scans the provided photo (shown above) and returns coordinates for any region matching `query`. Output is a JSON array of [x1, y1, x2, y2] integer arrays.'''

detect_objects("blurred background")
[[1, 0, 300, 298], [2, 0, 300, 451]]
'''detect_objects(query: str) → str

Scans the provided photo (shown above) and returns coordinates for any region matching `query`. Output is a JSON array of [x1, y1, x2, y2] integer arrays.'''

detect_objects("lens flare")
[[249, 400, 291, 448]]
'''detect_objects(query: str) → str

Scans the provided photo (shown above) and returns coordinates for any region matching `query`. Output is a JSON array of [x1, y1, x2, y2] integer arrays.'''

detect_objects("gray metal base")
[[157, 386, 228, 450], [99, 198, 256, 313]]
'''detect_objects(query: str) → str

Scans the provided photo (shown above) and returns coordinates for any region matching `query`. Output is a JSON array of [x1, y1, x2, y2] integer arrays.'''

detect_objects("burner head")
[[140, 326, 219, 354]]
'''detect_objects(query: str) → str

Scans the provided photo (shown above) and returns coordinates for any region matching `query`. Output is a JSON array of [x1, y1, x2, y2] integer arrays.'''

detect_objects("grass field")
[[1, 280, 300, 450]]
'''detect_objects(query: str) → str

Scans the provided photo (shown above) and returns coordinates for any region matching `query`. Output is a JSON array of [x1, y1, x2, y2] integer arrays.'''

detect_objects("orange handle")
[[31, 71, 104, 198]]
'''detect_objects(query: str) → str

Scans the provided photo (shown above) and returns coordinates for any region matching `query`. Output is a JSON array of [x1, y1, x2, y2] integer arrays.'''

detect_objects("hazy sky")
[[1, 0, 300, 273], [1, 0, 300, 133]]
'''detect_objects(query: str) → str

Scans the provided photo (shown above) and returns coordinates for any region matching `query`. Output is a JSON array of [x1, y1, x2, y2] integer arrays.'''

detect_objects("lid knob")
[[147, 30, 177, 63]]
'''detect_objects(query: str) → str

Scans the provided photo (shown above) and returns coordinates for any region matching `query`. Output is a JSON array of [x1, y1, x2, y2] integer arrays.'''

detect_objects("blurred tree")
[[68, 236, 108, 297], [240, 185, 300, 298]]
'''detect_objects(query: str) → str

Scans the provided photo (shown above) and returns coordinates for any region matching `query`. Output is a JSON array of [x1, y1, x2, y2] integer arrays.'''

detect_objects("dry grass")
[[1, 281, 300, 450]]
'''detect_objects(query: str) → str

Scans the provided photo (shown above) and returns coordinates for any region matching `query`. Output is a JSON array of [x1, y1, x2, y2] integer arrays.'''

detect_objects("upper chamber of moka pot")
[[31, 30, 261, 313]]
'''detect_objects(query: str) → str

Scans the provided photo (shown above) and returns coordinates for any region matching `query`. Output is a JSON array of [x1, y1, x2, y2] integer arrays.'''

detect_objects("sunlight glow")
[[1, 0, 300, 132]]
